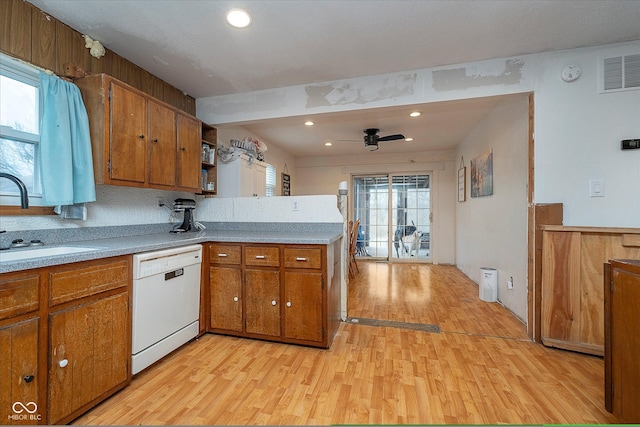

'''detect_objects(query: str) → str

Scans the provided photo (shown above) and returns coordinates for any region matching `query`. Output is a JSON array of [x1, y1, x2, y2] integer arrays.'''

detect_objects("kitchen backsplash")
[[1, 187, 343, 233]]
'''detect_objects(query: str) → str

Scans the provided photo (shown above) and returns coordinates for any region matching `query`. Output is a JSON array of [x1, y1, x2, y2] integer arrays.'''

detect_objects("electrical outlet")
[[157, 197, 164, 207], [292, 201, 300, 211], [507, 277, 514, 290]]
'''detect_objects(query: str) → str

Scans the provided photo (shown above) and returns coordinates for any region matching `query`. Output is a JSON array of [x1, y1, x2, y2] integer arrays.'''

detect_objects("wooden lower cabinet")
[[209, 265, 243, 332], [605, 259, 640, 423], [208, 242, 341, 348], [245, 268, 281, 337], [0, 256, 131, 425], [541, 227, 640, 355], [48, 292, 129, 425], [283, 271, 323, 342], [0, 318, 40, 425]]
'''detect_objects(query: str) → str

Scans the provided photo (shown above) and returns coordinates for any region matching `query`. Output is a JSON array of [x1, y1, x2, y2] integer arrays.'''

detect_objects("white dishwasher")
[[132, 244, 202, 375]]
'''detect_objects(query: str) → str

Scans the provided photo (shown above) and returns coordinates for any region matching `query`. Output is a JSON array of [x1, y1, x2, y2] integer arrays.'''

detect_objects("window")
[[265, 163, 276, 197], [0, 54, 42, 206]]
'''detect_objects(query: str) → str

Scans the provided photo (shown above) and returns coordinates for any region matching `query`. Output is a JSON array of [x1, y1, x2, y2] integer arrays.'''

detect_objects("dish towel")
[[39, 72, 96, 208]]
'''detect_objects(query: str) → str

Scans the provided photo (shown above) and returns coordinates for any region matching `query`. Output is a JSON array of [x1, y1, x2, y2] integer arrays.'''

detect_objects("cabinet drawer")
[[245, 246, 280, 267], [209, 244, 241, 265], [49, 258, 129, 306], [284, 247, 322, 269], [0, 274, 40, 320]]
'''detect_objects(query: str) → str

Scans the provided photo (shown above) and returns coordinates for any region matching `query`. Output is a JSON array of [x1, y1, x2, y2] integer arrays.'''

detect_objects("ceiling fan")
[[360, 128, 406, 151]]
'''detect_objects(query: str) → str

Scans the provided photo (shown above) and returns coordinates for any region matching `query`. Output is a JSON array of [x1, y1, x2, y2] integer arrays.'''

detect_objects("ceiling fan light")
[[366, 143, 379, 152], [226, 8, 252, 28]]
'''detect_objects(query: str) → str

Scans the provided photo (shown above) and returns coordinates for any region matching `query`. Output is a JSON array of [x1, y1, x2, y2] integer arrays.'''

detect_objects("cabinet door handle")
[[23, 375, 35, 383], [296, 257, 307, 262], [217, 253, 228, 257], [286, 301, 292, 307], [59, 359, 68, 368], [152, 138, 158, 143], [138, 134, 145, 139], [233, 296, 239, 302], [255, 255, 266, 259], [180, 147, 186, 151], [271, 300, 277, 306]]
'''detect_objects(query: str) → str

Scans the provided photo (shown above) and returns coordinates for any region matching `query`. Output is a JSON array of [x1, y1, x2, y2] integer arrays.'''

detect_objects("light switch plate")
[[589, 179, 604, 197]]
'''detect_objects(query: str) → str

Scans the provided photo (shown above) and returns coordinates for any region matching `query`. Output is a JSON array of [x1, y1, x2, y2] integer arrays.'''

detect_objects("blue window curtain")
[[38, 71, 96, 207]]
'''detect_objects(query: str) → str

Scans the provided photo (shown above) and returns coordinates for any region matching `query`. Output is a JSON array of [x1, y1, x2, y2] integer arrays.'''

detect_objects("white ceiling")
[[27, 0, 640, 157]]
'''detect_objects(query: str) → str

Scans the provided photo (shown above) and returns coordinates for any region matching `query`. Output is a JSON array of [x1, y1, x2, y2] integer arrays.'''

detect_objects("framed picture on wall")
[[458, 166, 466, 202], [282, 173, 290, 196], [471, 150, 493, 197]]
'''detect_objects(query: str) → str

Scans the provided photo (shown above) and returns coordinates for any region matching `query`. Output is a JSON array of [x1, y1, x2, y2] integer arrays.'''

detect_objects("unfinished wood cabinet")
[[604, 259, 640, 423], [207, 241, 341, 348], [541, 226, 640, 355], [76, 73, 201, 192]]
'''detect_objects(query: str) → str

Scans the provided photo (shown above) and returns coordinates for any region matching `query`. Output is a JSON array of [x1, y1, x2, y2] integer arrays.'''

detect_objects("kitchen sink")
[[0, 246, 102, 262]]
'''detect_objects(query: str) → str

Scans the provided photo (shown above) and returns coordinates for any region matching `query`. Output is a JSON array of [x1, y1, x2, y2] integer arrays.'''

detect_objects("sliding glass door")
[[353, 173, 431, 261]]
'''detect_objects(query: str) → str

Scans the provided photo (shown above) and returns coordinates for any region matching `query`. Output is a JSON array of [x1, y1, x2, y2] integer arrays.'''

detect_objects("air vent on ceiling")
[[600, 53, 640, 93]]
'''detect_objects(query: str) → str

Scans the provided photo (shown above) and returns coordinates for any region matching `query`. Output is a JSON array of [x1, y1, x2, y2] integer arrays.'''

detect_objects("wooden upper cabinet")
[[176, 113, 201, 191], [148, 100, 177, 188], [76, 73, 201, 192], [109, 82, 147, 184]]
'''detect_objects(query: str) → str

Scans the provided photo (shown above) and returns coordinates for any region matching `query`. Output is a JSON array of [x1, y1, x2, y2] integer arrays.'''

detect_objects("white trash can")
[[479, 267, 498, 302]]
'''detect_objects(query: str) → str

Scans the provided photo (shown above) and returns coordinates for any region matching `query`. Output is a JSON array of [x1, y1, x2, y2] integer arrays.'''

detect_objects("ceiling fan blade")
[[378, 134, 405, 142]]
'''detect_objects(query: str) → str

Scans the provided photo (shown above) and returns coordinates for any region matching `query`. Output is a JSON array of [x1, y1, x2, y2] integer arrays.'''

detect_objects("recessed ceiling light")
[[304, 121, 314, 126], [324, 142, 333, 146], [409, 111, 421, 117], [405, 137, 414, 142], [226, 8, 251, 28]]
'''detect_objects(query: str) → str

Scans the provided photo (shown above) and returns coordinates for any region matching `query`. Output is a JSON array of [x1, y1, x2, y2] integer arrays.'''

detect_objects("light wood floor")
[[74, 261, 619, 425]]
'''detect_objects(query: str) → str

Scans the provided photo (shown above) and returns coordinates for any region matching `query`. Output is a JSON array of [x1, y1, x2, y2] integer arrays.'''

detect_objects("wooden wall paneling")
[[0, 0, 32, 61], [120, 62, 142, 91], [185, 96, 196, 116], [109, 52, 128, 83], [55, 21, 91, 76], [140, 68, 164, 100], [90, 48, 113, 76], [541, 231, 581, 344], [30, 5, 56, 71], [163, 83, 186, 111]]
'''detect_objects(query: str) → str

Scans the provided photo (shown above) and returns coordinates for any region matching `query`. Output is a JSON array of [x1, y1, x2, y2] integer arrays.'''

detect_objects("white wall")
[[533, 46, 640, 226], [293, 150, 457, 264], [0, 185, 192, 232], [455, 96, 529, 321], [215, 125, 297, 196], [198, 40, 640, 228], [197, 195, 343, 223]]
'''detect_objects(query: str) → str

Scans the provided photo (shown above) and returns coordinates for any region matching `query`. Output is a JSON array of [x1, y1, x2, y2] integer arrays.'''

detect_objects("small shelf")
[[200, 124, 217, 197]]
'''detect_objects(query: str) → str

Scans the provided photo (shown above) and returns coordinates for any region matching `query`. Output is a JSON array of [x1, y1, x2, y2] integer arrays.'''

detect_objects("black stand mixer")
[[172, 198, 198, 232]]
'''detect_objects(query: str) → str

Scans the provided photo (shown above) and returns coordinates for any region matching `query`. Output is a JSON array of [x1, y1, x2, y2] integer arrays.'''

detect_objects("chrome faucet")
[[0, 173, 29, 209]]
